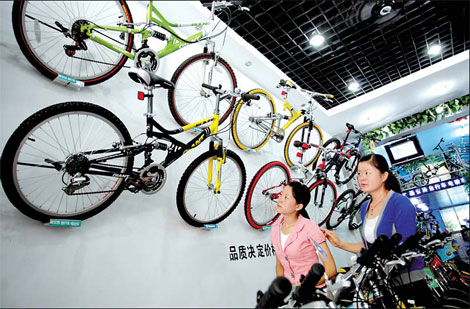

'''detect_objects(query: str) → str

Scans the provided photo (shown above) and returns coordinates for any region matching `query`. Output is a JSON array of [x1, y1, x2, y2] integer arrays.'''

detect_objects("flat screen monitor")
[[384, 135, 425, 166]]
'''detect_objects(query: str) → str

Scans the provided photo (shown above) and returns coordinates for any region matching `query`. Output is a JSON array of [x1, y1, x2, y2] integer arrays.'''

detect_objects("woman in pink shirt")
[[271, 182, 337, 287]]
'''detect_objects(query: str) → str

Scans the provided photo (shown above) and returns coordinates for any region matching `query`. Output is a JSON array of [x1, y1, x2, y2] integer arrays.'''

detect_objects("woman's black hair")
[[288, 181, 311, 219], [359, 154, 402, 193]]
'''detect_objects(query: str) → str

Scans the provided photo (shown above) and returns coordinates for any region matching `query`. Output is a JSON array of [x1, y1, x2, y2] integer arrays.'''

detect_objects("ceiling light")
[[310, 34, 325, 47], [348, 81, 360, 92], [428, 44, 441, 56]]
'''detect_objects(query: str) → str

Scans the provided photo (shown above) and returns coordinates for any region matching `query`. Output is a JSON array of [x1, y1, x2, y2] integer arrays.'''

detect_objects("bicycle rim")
[[170, 55, 236, 126], [8, 106, 130, 218], [308, 180, 337, 226], [327, 189, 354, 229], [179, 151, 245, 225], [245, 162, 289, 229], [15, 1, 132, 84], [232, 89, 275, 150], [284, 122, 323, 168]]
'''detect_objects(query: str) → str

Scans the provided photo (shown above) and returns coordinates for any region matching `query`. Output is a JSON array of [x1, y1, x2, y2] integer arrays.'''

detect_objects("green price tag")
[[49, 219, 81, 227]]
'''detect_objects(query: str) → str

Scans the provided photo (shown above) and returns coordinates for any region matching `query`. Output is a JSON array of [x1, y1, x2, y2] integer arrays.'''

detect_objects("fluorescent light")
[[410, 197, 420, 205], [310, 33, 325, 47], [428, 44, 442, 56], [417, 203, 429, 211], [348, 81, 360, 92]]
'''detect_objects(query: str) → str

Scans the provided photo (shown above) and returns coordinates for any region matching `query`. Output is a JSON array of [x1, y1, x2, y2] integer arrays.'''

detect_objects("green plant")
[[362, 94, 470, 150]]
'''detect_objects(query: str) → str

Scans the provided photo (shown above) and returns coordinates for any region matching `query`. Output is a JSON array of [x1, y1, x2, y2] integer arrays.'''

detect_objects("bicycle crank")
[[138, 163, 167, 195]]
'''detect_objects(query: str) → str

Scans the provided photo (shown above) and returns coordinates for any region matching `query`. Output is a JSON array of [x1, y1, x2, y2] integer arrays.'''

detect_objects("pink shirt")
[[271, 215, 326, 285]]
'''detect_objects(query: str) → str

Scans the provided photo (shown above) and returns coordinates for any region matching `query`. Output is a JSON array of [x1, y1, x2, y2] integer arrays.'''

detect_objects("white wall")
[[0, 1, 360, 307]]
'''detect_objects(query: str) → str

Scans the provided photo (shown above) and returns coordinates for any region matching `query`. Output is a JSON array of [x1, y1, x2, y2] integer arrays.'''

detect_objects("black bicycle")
[[0, 67, 259, 227], [326, 188, 370, 230]]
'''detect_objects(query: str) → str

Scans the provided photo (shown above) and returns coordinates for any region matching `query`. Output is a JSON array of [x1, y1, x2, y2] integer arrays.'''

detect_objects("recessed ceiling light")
[[348, 81, 360, 92], [245, 61, 252, 67], [310, 33, 325, 47], [428, 44, 441, 56], [417, 203, 429, 211]]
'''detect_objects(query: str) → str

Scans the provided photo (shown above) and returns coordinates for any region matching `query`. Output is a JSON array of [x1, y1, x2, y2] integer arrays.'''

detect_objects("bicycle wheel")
[[176, 149, 246, 227], [348, 206, 363, 230], [284, 122, 323, 168], [12, 1, 134, 86], [168, 53, 237, 126], [244, 161, 290, 229], [307, 179, 337, 226], [231, 89, 276, 151], [326, 189, 355, 229], [0, 102, 134, 223], [335, 149, 361, 185], [413, 172, 428, 186]]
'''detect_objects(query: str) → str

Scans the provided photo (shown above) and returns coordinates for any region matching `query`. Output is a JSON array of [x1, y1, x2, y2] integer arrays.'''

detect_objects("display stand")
[[53, 74, 84, 89], [201, 224, 218, 230]]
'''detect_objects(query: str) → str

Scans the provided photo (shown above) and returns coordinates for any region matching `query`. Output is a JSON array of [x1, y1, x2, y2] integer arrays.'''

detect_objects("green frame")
[[81, 0, 210, 61]]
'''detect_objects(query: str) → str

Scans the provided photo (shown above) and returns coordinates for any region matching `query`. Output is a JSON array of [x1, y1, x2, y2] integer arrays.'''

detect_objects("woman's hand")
[[321, 228, 342, 248]]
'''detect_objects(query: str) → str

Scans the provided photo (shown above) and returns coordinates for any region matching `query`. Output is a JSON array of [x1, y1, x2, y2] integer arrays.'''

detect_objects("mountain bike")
[[230, 79, 332, 168], [12, 0, 243, 127], [326, 188, 370, 230], [243, 143, 352, 229], [0, 67, 259, 227], [317, 123, 364, 185]]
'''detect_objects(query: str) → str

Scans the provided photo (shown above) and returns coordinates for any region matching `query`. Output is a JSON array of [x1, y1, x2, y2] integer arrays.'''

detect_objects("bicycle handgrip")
[[293, 263, 325, 305], [357, 234, 388, 266], [394, 233, 420, 256], [242, 93, 260, 101], [201, 83, 219, 91], [256, 276, 292, 309]]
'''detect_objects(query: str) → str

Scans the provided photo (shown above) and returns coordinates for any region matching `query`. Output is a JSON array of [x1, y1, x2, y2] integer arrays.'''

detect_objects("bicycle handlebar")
[[256, 276, 292, 309], [201, 83, 259, 100], [300, 88, 334, 99], [292, 263, 325, 306], [357, 234, 388, 267]]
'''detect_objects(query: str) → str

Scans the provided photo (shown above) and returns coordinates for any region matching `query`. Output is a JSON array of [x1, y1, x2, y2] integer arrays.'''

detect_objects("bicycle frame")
[[81, 0, 211, 61]]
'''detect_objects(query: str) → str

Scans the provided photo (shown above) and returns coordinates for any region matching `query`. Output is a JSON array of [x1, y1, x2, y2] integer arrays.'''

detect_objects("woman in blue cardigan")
[[322, 154, 434, 306]]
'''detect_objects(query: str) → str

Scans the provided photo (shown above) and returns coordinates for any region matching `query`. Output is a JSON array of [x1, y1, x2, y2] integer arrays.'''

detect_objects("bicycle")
[[326, 188, 370, 230], [230, 79, 333, 168], [0, 67, 260, 227], [12, 0, 244, 127], [316, 123, 364, 185], [243, 142, 353, 230], [412, 138, 469, 186]]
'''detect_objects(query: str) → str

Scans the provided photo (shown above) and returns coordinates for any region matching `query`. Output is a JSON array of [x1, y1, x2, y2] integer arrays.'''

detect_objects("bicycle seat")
[[128, 67, 174, 89]]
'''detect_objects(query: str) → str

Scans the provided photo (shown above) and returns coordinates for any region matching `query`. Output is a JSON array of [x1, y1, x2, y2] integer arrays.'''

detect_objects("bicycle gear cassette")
[[139, 163, 167, 195], [135, 48, 159, 72]]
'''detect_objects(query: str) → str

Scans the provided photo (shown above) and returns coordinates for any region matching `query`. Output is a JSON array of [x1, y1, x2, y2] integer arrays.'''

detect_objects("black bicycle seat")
[[128, 67, 174, 89]]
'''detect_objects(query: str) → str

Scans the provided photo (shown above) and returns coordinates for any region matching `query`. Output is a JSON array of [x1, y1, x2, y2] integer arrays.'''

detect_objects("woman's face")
[[357, 161, 388, 193], [276, 185, 302, 215]]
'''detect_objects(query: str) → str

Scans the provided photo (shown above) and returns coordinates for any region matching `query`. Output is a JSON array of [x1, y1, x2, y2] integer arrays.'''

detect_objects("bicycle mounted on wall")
[[12, 0, 247, 127], [0, 67, 260, 227]]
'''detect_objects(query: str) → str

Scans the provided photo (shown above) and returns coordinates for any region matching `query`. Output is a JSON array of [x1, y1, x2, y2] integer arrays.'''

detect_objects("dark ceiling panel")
[[209, 0, 469, 110]]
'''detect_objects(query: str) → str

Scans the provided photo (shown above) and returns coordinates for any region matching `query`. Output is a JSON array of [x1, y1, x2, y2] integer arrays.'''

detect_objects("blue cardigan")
[[360, 191, 424, 271]]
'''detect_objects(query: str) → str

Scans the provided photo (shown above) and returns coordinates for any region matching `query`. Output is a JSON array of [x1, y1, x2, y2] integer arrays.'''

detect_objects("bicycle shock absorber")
[[152, 30, 166, 41]]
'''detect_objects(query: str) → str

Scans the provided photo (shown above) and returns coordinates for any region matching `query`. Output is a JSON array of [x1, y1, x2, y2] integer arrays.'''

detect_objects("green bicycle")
[[12, 0, 242, 126]]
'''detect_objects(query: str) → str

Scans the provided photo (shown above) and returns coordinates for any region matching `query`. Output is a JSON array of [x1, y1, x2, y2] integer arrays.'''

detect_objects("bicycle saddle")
[[128, 67, 174, 89]]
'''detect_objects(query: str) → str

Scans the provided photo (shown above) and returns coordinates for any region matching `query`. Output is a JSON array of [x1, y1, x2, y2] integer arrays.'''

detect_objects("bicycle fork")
[[206, 139, 225, 194]]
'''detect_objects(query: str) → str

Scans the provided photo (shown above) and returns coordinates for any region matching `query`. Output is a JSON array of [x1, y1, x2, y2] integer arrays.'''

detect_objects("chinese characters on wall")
[[229, 243, 275, 261]]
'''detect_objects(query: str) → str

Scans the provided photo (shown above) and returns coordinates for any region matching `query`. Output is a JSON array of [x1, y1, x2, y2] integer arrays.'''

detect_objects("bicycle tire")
[[176, 149, 246, 227], [284, 122, 323, 168], [244, 161, 290, 230], [308, 179, 337, 226], [231, 89, 276, 151], [0, 102, 134, 222], [326, 189, 355, 229], [12, 1, 134, 86], [412, 172, 428, 187], [168, 53, 237, 127], [335, 150, 361, 185], [321, 138, 341, 173], [348, 205, 363, 230]]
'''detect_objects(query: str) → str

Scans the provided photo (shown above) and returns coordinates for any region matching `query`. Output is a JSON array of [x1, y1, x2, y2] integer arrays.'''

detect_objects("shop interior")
[[0, 1, 468, 307]]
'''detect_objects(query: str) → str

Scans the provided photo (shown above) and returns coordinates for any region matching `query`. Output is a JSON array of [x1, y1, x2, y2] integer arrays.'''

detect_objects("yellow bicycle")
[[231, 80, 333, 168]]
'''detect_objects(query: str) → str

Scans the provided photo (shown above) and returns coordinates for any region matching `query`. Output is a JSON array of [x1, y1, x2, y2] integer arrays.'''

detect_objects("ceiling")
[[225, 0, 469, 110]]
